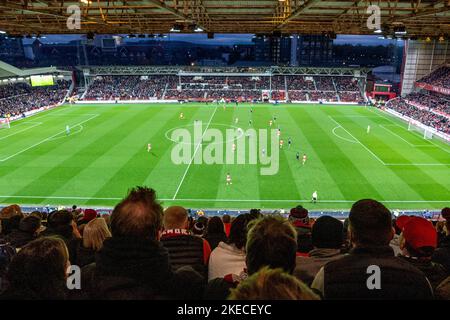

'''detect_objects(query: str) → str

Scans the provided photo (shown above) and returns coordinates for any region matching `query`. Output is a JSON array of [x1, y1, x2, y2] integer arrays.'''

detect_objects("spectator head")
[[248, 209, 261, 220], [246, 216, 297, 275], [348, 199, 394, 247], [311, 216, 343, 249], [288, 205, 309, 227], [6, 237, 69, 299], [83, 218, 111, 251], [197, 216, 209, 229], [19, 216, 41, 235], [222, 214, 231, 224], [163, 206, 189, 230], [0, 204, 23, 220], [205, 216, 225, 236], [81, 209, 98, 223], [229, 214, 252, 250], [30, 211, 43, 220], [0, 205, 24, 235], [229, 267, 319, 300], [111, 186, 163, 240], [400, 217, 437, 258], [192, 221, 205, 236]]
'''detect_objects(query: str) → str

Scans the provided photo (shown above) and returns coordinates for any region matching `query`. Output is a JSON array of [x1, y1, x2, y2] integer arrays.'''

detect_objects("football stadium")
[[0, 0, 449, 303]]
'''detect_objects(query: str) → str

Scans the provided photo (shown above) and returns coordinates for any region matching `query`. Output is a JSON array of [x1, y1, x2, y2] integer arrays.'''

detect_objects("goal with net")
[[0, 118, 10, 129], [408, 120, 434, 139]]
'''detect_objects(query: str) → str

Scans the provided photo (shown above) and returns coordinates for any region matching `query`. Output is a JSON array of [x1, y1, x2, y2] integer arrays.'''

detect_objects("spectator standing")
[[76, 218, 111, 267], [398, 216, 447, 289], [81, 187, 204, 299], [208, 214, 250, 281], [294, 216, 344, 286], [311, 199, 434, 299], [288, 205, 313, 254], [1, 237, 70, 300], [160, 206, 211, 277], [204, 216, 228, 251], [5, 216, 42, 249]]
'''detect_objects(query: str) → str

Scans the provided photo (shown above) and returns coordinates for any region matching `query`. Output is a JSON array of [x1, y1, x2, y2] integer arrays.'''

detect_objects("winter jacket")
[[294, 248, 344, 286], [79, 237, 205, 300]]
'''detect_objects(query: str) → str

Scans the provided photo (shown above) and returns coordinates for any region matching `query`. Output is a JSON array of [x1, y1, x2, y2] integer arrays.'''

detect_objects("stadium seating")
[[81, 74, 364, 103], [417, 66, 450, 89], [0, 80, 70, 117], [386, 98, 450, 134]]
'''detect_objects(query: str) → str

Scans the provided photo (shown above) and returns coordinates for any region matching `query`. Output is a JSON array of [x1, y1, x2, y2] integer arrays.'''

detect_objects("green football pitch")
[[0, 103, 449, 210]]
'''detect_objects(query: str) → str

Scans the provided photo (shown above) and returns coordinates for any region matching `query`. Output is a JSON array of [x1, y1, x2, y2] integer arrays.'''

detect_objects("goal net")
[[408, 120, 433, 140], [0, 118, 10, 129]]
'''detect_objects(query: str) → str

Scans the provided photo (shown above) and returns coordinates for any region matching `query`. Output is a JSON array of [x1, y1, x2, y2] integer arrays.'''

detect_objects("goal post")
[[407, 120, 433, 140], [0, 118, 10, 129]]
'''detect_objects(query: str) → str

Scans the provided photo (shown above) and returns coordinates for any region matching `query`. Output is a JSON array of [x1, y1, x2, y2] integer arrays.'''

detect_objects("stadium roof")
[[0, 1, 448, 37], [0, 60, 60, 79]]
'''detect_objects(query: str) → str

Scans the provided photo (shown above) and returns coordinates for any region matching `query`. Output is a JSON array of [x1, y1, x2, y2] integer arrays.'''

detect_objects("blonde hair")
[[82, 218, 111, 251], [229, 267, 320, 300]]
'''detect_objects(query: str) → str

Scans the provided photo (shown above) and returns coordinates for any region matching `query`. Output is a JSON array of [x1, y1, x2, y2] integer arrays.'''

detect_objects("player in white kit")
[[226, 173, 232, 185], [312, 191, 318, 203]]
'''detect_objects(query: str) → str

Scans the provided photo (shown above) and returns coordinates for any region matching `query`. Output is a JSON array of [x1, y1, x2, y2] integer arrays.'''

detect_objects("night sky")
[[22, 34, 403, 47]]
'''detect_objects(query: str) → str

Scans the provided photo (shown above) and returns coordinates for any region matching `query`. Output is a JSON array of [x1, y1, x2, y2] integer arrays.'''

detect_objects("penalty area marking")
[[0, 122, 43, 141], [0, 114, 99, 162], [0, 195, 448, 204]]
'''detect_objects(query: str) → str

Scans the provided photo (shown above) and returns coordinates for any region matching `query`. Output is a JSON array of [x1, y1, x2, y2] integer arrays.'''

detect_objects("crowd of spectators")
[[314, 77, 335, 91], [418, 66, 450, 89], [82, 74, 364, 103], [0, 187, 449, 300], [387, 98, 450, 134], [0, 80, 70, 118], [84, 76, 170, 100], [405, 91, 450, 116], [0, 83, 31, 99]]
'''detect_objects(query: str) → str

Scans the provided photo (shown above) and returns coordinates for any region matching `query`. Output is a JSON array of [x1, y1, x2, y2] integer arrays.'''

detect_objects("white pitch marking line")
[[379, 125, 431, 147], [0, 195, 448, 204], [385, 163, 450, 166], [331, 126, 358, 144], [172, 105, 218, 200], [328, 116, 386, 165], [369, 108, 450, 154], [0, 122, 43, 141], [0, 114, 99, 162]]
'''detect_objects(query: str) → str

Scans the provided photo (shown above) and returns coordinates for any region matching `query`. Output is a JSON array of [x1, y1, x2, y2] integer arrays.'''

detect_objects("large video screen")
[[30, 75, 55, 87]]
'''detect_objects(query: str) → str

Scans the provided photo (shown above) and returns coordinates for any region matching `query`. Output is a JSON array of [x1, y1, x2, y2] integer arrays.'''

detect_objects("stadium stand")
[[383, 64, 450, 136], [417, 66, 450, 89], [81, 73, 364, 103], [0, 80, 71, 117], [0, 189, 448, 300]]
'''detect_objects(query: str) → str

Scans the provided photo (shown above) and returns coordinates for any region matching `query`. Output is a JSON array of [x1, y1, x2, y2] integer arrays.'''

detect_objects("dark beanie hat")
[[312, 216, 344, 249]]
